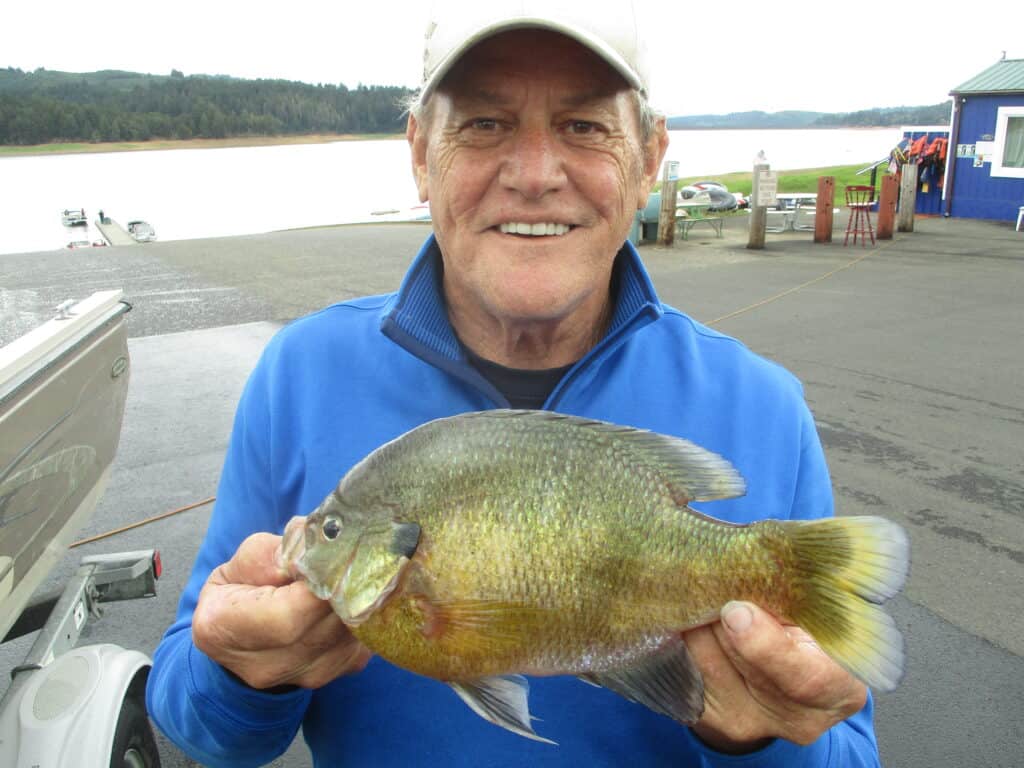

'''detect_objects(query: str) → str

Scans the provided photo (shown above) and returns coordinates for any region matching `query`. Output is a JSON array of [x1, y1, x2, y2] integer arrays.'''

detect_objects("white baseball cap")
[[419, 0, 650, 103]]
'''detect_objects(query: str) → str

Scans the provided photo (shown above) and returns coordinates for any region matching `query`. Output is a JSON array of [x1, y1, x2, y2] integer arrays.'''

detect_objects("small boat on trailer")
[[0, 292, 163, 768], [126, 221, 157, 243], [61, 209, 87, 227]]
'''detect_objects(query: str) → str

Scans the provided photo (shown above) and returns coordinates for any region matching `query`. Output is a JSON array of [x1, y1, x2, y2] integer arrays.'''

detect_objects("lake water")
[[0, 128, 901, 256]]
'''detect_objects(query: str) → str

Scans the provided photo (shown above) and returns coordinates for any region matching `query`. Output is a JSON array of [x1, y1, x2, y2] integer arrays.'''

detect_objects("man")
[[147, 3, 883, 765]]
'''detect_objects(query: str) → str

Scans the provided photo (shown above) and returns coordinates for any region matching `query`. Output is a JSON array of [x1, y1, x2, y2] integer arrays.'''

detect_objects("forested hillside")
[[813, 102, 952, 127], [0, 68, 412, 144], [668, 111, 824, 129], [666, 102, 951, 130]]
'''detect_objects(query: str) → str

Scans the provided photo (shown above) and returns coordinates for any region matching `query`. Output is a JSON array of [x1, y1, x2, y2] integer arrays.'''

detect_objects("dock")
[[95, 218, 137, 246]]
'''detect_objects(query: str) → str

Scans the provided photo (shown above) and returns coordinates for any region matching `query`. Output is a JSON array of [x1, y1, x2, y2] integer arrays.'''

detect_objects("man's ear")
[[637, 117, 670, 209], [407, 114, 429, 203]]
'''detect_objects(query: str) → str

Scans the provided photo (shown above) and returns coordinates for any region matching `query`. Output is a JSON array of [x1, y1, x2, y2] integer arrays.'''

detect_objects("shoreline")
[[1, 124, 902, 159], [0, 133, 406, 158]]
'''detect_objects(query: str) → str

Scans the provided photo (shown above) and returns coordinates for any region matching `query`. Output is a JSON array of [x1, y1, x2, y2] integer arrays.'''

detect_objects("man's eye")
[[567, 121, 599, 135], [470, 118, 500, 131]]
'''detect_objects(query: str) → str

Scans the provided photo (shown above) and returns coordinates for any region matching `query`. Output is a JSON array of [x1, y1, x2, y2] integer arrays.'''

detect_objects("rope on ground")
[[70, 496, 216, 549], [705, 239, 896, 327]]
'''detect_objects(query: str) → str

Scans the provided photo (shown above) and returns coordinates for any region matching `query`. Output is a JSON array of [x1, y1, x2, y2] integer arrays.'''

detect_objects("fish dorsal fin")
[[579, 636, 705, 724], [449, 675, 556, 744], [462, 409, 745, 503]]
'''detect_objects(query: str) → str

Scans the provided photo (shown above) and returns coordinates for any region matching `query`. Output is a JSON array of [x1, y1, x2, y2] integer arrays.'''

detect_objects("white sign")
[[664, 160, 680, 181], [756, 171, 778, 207], [974, 141, 995, 165]]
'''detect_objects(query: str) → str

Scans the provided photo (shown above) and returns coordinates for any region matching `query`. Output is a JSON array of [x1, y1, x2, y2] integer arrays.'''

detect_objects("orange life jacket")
[[925, 137, 948, 162]]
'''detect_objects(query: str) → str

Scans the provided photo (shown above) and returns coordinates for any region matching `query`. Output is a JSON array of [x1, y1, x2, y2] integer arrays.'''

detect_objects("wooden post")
[[657, 178, 678, 246], [897, 163, 918, 233], [814, 176, 834, 244], [876, 175, 898, 239], [747, 158, 770, 250]]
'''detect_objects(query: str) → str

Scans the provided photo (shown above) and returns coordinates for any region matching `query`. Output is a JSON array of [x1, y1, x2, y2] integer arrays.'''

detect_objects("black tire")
[[109, 684, 161, 768]]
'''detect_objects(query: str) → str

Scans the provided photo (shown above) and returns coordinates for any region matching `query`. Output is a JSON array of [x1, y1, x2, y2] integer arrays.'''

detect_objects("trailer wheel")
[[109, 690, 161, 768]]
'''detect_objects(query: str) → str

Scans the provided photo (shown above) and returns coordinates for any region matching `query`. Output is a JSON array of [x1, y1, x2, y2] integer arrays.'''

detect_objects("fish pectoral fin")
[[449, 676, 556, 745], [579, 637, 705, 725], [417, 598, 544, 647]]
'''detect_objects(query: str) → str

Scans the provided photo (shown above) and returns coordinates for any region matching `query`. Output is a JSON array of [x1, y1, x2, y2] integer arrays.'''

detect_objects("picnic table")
[[768, 193, 818, 232], [675, 203, 723, 239], [775, 192, 818, 209]]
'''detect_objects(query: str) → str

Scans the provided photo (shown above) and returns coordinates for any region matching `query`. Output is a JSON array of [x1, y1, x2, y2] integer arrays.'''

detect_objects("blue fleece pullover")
[[147, 236, 881, 767]]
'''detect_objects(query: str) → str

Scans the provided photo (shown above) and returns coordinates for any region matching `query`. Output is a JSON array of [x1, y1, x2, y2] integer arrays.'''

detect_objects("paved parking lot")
[[1, 214, 1021, 766]]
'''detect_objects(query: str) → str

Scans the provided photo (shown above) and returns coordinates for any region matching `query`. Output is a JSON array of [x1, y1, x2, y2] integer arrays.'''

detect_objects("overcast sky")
[[3, 1, 1020, 117]]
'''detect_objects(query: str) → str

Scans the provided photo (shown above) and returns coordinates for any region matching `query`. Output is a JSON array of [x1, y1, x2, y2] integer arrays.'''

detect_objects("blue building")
[[945, 57, 1024, 222]]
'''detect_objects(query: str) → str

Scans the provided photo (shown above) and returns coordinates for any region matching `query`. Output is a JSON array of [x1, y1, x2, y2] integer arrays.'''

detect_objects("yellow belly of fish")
[[351, 590, 684, 682]]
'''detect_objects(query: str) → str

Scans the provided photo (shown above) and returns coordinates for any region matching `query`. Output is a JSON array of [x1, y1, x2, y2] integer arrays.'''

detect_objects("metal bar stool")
[[844, 185, 875, 246]]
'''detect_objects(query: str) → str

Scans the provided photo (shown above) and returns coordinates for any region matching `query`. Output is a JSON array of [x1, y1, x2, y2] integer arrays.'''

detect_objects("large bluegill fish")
[[279, 410, 907, 742]]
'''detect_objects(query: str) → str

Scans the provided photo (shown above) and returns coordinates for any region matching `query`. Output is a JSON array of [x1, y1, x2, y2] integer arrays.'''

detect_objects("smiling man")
[[147, 2, 885, 766]]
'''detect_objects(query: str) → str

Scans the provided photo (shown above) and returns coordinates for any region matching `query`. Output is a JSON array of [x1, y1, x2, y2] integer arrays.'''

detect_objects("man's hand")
[[192, 533, 371, 690], [684, 601, 868, 754]]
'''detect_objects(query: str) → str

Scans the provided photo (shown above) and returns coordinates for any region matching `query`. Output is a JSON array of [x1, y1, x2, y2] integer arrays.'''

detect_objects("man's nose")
[[499, 126, 568, 199]]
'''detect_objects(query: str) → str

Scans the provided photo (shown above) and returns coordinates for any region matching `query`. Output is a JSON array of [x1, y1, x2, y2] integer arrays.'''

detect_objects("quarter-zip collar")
[[380, 235, 664, 407]]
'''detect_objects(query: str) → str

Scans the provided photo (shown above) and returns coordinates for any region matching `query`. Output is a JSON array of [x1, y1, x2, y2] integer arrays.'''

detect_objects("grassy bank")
[[663, 163, 884, 196], [0, 133, 405, 157]]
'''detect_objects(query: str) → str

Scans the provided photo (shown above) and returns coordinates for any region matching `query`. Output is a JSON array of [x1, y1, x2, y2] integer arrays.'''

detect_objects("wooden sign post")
[[876, 175, 898, 239], [897, 163, 918, 233], [814, 176, 835, 243], [747, 152, 773, 250], [657, 161, 679, 246]]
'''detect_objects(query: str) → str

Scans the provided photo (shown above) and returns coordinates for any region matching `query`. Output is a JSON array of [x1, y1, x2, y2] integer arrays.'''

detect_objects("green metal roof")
[[951, 59, 1024, 94]]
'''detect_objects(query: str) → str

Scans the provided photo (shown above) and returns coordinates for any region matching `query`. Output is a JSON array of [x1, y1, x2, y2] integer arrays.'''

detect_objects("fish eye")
[[322, 517, 341, 540]]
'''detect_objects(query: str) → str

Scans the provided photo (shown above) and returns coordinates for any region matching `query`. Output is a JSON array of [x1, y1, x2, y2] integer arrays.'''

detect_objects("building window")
[[991, 106, 1024, 178]]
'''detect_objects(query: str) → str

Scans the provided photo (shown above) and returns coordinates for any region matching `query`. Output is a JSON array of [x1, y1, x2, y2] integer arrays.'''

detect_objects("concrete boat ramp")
[[95, 217, 138, 246]]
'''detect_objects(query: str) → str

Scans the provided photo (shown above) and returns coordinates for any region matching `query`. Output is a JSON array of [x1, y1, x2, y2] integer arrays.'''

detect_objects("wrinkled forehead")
[[436, 29, 633, 105]]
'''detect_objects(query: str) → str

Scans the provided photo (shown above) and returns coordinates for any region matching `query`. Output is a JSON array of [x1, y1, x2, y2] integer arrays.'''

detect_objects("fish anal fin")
[[449, 675, 556, 744], [580, 637, 705, 725]]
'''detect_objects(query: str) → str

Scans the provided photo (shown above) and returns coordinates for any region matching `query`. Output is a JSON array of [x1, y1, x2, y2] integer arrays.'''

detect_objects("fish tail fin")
[[783, 515, 909, 692]]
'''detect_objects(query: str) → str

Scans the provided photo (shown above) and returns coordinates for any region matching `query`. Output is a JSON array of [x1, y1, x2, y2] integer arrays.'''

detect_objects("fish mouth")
[[277, 515, 308, 580]]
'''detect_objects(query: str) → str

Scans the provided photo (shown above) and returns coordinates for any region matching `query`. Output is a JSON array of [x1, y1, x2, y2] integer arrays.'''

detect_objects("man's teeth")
[[499, 222, 571, 236]]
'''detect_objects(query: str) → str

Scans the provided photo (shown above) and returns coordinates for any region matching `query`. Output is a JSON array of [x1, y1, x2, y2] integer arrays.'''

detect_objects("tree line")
[[813, 102, 952, 128], [666, 102, 951, 131], [0, 68, 413, 145]]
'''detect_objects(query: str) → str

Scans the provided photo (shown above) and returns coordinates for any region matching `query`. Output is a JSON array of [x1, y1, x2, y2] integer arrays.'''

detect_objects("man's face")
[[408, 30, 667, 339]]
